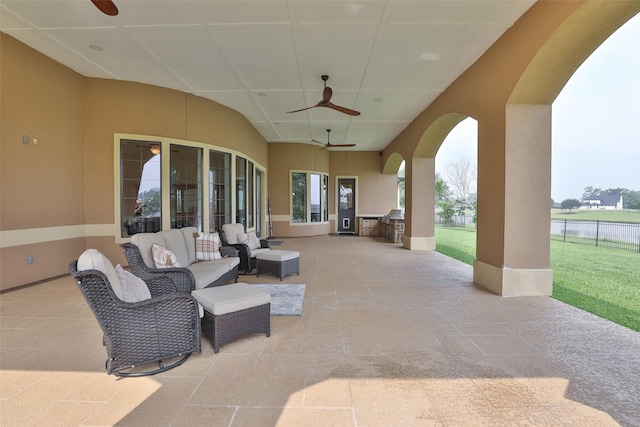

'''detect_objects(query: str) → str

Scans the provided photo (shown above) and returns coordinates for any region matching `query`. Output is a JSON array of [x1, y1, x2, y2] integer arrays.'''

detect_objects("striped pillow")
[[151, 243, 182, 268], [195, 232, 222, 261]]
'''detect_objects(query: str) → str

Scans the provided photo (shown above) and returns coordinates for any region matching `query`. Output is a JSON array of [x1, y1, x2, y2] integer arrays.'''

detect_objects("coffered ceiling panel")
[[0, 0, 536, 151]]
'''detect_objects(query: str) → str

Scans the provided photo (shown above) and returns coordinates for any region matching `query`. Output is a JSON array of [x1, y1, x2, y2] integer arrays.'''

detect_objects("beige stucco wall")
[[0, 34, 268, 290], [267, 144, 397, 237]]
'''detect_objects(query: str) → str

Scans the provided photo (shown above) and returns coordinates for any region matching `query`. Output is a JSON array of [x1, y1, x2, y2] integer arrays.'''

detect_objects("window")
[[292, 172, 307, 223], [170, 145, 202, 229], [209, 150, 231, 231], [323, 175, 329, 221], [118, 135, 263, 239], [310, 173, 321, 222], [236, 156, 247, 226], [120, 140, 161, 237], [247, 161, 254, 228], [291, 171, 329, 223]]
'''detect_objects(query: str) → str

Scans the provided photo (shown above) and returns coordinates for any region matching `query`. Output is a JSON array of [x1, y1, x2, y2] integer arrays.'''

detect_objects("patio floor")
[[1, 235, 639, 426]]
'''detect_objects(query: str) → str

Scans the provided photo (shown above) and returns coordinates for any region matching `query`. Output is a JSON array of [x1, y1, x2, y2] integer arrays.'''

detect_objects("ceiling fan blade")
[[322, 86, 333, 104], [327, 143, 356, 148], [91, 0, 119, 16], [326, 103, 361, 116]]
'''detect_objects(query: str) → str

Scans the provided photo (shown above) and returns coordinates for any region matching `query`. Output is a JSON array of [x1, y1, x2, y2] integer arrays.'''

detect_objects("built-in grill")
[[381, 209, 405, 243]]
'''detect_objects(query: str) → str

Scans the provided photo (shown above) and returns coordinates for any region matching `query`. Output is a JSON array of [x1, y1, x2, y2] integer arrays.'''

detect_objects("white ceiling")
[[0, 0, 535, 151]]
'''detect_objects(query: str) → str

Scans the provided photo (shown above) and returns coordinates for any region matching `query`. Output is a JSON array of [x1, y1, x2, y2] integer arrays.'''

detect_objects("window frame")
[[115, 133, 265, 242], [290, 170, 330, 224]]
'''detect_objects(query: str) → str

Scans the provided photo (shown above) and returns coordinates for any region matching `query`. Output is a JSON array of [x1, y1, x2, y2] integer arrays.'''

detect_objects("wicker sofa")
[[122, 227, 239, 291]]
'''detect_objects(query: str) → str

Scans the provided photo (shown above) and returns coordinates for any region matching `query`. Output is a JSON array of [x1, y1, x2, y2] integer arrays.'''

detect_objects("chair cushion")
[[187, 257, 240, 290], [256, 249, 300, 262], [77, 249, 124, 300], [222, 223, 245, 245], [249, 247, 271, 258], [191, 283, 270, 315], [195, 232, 222, 261], [115, 264, 151, 302], [152, 243, 182, 269]]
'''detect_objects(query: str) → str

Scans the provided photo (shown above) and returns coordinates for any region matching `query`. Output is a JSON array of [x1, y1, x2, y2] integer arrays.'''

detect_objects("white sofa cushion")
[[77, 249, 124, 300], [131, 232, 166, 268], [161, 229, 190, 267], [187, 257, 239, 290], [180, 227, 199, 265]]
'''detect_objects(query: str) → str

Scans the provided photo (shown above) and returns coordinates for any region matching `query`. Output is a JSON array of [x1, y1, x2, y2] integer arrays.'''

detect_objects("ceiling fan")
[[91, 0, 119, 16], [287, 75, 361, 116], [312, 129, 356, 149]]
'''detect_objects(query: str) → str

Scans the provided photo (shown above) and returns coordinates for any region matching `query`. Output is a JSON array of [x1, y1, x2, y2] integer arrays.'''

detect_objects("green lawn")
[[435, 226, 640, 332], [551, 209, 640, 223]]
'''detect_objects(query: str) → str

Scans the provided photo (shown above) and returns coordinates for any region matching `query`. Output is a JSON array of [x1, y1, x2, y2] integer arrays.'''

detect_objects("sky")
[[435, 12, 640, 203]]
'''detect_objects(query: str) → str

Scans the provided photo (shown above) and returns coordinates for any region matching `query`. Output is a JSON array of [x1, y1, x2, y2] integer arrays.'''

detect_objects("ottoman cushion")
[[191, 283, 270, 316], [256, 250, 300, 262]]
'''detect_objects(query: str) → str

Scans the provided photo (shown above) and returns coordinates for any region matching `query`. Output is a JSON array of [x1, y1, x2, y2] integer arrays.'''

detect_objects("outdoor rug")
[[250, 284, 306, 316]]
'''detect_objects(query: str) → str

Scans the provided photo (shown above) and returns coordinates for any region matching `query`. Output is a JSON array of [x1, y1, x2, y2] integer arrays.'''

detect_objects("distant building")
[[581, 194, 623, 210]]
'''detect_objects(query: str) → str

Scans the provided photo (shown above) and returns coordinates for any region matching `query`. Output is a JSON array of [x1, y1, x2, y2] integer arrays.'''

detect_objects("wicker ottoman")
[[191, 283, 270, 353], [256, 250, 300, 280]]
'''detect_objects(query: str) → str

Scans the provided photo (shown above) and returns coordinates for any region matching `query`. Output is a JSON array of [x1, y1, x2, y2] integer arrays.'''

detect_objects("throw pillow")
[[195, 232, 222, 261], [152, 243, 182, 268], [247, 231, 262, 250], [238, 231, 261, 249], [115, 264, 152, 302]]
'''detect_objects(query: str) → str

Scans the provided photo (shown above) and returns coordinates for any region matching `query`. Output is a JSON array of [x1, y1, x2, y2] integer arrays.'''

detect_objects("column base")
[[473, 260, 553, 297], [402, 235, 436, 250]]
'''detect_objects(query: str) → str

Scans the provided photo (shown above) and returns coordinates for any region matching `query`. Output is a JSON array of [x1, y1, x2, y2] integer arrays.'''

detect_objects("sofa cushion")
[[161, 229, 190, 267], [180, 227, 199, 265], [152, 243, 182, 269], [131, 232, 166, 268], [187, 257, 239, 289], [222, 223, 245, 245], [115, 264, 152, 302], [195, 232, 222, 261], [77, 249, 124, 300]]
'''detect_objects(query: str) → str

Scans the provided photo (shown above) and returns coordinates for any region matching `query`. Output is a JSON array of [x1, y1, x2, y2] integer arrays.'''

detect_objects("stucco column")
[[474, 105, 553, 296], [403, 157, 436, 250]]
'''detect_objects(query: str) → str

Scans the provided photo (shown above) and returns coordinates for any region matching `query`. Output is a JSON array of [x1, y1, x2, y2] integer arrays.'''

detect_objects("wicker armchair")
[[219, 223, 272, 274], [69, 260, 201, 377]]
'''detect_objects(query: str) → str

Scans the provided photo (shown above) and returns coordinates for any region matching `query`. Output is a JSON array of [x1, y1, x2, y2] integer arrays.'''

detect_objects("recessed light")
[[89, 45, 104, 51]]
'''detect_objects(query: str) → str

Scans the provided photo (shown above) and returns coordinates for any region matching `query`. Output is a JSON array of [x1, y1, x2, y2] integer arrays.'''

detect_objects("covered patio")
[[2, 235, 639, 426]]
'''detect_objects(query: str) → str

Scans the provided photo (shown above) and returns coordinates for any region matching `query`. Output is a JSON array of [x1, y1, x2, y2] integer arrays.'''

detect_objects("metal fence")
[[435, 214, 476, 229], [550, 219, 640, 253]]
